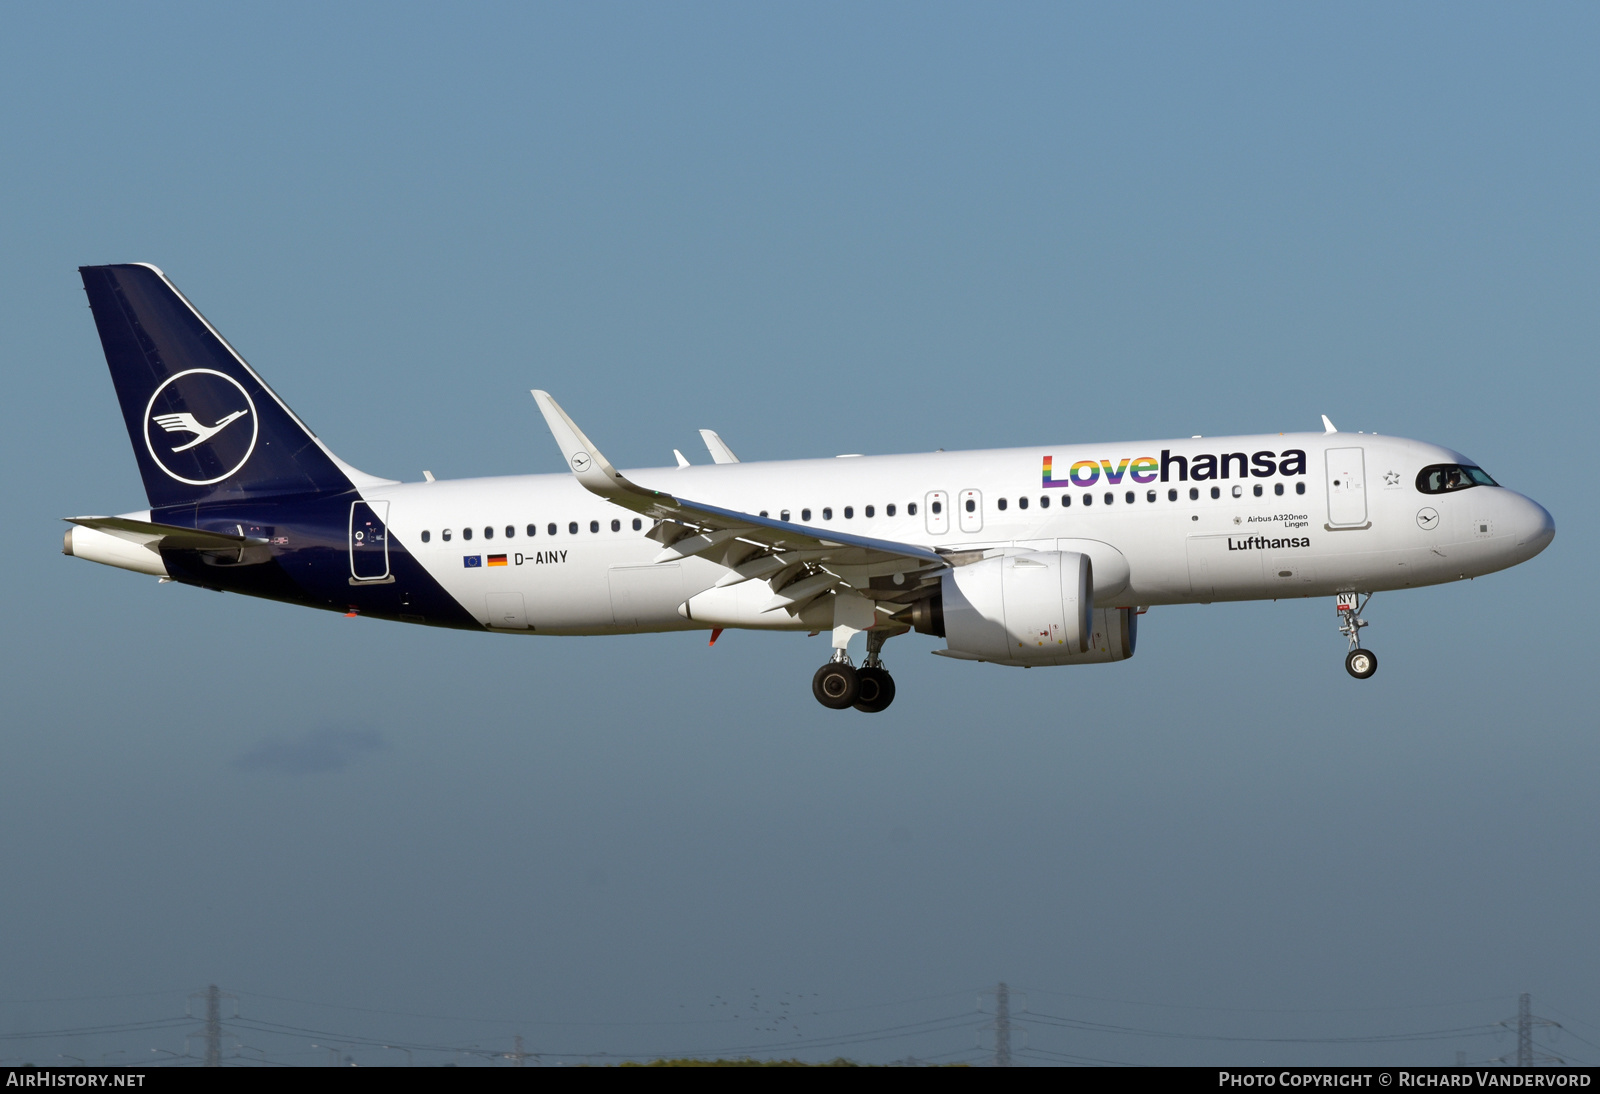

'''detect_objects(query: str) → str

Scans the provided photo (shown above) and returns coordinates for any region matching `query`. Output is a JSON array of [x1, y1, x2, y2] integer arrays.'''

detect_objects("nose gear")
[[1337, 592, 1377, 679], [1345, 647, 1378, 679]]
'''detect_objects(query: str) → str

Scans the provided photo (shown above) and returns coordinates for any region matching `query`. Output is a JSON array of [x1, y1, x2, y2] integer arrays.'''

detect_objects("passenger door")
[[1325, 447, 1369, 528], [349, 501, 391, 582]]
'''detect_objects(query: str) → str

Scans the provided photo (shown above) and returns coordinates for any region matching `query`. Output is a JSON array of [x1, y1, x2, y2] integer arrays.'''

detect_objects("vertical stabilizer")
[[79, 264, 369, 508]]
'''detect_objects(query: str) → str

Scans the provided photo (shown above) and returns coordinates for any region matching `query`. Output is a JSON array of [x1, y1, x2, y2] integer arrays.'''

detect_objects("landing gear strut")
[[1338, 593, 1377, 680], [853, 629, 897, 713]]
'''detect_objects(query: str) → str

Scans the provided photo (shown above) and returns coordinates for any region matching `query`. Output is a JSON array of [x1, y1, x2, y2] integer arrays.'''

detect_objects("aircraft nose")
[[1512, 493, 1555, 557]]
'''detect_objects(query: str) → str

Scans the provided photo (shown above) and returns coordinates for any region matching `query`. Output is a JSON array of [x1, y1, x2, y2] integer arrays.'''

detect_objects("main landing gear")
[[812, 599, 899, 713], [811, 649, 898, 713], [1338, 592, 1377, 680]]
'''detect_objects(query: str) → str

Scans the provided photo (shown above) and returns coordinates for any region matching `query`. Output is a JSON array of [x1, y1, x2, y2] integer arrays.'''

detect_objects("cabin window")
[[442, 529, 453, 542], [1125, 491, 1134, 504], [887, 503, 897, 517], [822, 507, 833, 520], [1416, 464, 1498, 494], [865, 505, 875, 517], [802, 508, 812, 521], [1232, 485, 1243, 498], [1039, 496, 1050, 508], [611, 519, 621, 532], [1018, 496, 1029, 510], [547, 523, 557, 536], [506, 525, 515, 538], [1147, 490, 1156, 503], [907, 503, 918, 516], [590, 520, 600, 533], [1083, 493, 1093, 507], [1253, 484, 1263, 497], [421, 530, 431, 543], [1061, 494, 1071, 507], [781, 509, 791, 521], [568, 522, 579, 534], [463, 527, 473, 541], [1104, 492, 1114, 505], [1210, 487, 1221, 499], [931, 501, 942, 515], [482, 526, 492, 539], [1296, 482, 1306, 495], [632, 518, 642, 531], [526, 524, 537, 537], [1189, 487, 1199, 500], [843, 506, 854, 519], [1169, 489, 1178, 501], [1274, 483, 1284, 496]]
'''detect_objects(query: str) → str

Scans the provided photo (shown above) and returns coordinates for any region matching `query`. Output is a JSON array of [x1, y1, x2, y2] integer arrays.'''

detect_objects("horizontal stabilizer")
[[64, 515, 261, 552]]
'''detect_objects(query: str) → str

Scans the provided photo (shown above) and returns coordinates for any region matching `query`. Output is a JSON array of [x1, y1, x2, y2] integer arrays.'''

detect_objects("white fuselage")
[[370, 431, 1553, 635]]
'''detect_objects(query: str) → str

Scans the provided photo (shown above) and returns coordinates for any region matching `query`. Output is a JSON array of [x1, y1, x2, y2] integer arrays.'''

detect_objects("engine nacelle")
[[938, 551, 1093, 665], [914, 551, 1142, 667], [1076, 605, 1139, 664]]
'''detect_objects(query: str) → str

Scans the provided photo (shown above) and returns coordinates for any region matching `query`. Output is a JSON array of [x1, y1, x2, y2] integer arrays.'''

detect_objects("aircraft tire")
[[1345, 648, 1378, 680], [853, 667, 896, 713], [812, 662, 860, 709]]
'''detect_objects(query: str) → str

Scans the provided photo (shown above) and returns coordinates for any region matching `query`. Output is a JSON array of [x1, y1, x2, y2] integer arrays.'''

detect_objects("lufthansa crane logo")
[[143, 369, 259, 485]]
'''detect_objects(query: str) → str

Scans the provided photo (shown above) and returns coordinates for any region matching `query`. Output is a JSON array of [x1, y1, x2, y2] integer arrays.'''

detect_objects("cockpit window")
[[1416, 464, 1499, 494]]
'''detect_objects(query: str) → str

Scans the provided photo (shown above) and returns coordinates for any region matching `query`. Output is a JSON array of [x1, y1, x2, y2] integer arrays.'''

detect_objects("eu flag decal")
[[463, 555, 482, 568]]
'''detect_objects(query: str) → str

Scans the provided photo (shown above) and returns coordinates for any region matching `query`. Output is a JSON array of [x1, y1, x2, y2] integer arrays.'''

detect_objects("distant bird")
[[152, 409, 248, 452]]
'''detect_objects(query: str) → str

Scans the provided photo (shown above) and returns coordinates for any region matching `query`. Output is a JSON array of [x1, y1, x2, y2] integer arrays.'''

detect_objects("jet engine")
[[910, 550, 1140, 667], [919, 551, 1092, 665]]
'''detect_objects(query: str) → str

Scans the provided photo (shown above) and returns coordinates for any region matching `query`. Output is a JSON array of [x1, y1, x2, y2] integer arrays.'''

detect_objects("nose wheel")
[[1337, 593, 1377, 680]]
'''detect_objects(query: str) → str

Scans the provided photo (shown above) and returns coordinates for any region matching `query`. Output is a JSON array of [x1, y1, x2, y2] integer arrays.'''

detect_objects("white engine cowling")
[[941, 551, 1093, 665]]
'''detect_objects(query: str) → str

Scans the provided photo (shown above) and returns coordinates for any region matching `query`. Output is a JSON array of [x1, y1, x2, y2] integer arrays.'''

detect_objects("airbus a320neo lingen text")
[[63, 265, 1555, 711]]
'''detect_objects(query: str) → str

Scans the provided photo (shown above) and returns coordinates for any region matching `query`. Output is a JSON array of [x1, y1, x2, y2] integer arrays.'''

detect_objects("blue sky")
[[1, 3, 1596, 1066]]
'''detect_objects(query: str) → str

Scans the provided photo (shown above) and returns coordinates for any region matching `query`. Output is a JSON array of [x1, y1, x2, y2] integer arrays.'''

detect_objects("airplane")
[[63, 264, 1555, 712]]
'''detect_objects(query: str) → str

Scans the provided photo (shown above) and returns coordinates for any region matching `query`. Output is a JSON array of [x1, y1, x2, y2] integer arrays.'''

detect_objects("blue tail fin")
[[80, 263, 362, 509]]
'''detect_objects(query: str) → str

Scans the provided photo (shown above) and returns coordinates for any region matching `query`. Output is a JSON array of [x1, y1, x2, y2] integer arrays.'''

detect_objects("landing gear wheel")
[[812, 662, 860, 709], [1345, 648, 1377, 680], [853, 667, 896, 713]]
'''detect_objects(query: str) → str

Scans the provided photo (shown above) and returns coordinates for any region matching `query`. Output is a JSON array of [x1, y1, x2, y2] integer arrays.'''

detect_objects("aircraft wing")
[[531, 391, 950, 603]]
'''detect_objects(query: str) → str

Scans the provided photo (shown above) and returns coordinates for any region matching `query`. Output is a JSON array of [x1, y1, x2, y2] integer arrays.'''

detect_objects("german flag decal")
[[487, 554, 508, 567]]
